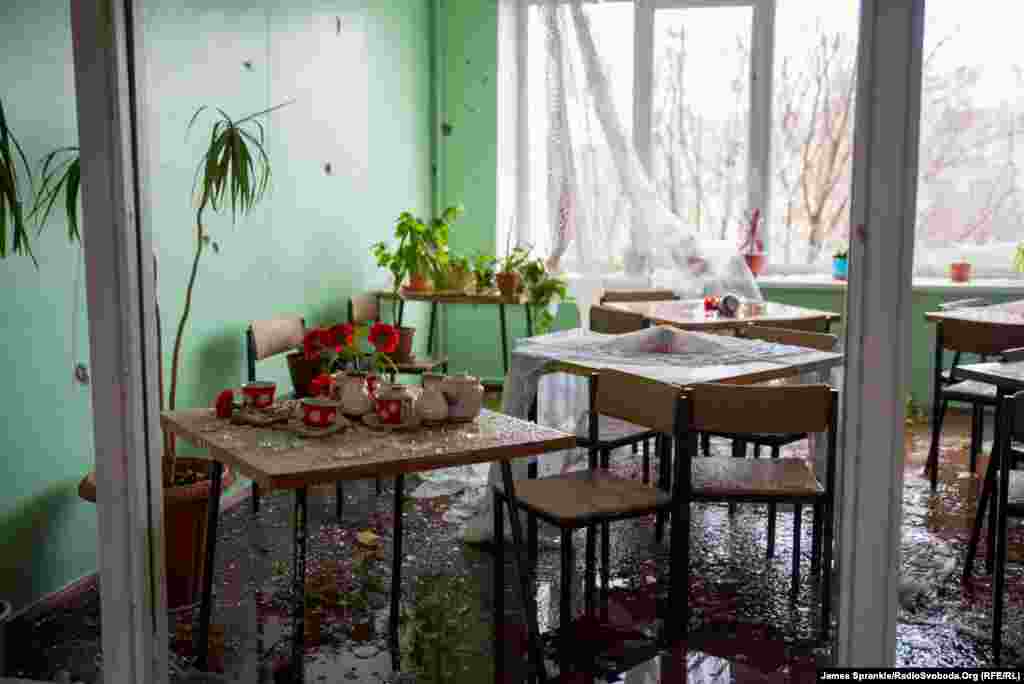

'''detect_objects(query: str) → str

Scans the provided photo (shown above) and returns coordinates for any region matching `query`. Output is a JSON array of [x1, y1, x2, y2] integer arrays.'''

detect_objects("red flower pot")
[[743, 253, 766, 277], [406, 272, 432, 292], [301, 398, 338, 428], [950, 261, 972, 283], [242, 381, 276, 409], [496, 271, 521, 299], [392, 326, 415, 362]]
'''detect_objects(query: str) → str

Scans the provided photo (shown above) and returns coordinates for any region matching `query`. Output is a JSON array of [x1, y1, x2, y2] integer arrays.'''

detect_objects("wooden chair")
[[991, 390, 1024, 664], [349, 293, 448, 378], [494, 370, 687, 679], [682, 382, 839, 641], [599, 288, 679, 304], [589, 304, 649, 335], [925, 318, 1024, 490], [699, 325, 838, 557], [749, 316, 832, 333], [245, 315, 306, 515]]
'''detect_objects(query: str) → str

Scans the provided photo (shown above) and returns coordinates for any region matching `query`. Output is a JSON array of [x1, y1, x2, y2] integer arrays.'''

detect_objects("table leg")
[[291, 487, 309, 684], [499, 303, 510, 377], [500, 460, 549, 683], [195, 461, 224, 671], [390, 473, 405, 672], [427, 302, 438, 357], [964, 391, 1003, 579], [993, 398, 1011, 663]]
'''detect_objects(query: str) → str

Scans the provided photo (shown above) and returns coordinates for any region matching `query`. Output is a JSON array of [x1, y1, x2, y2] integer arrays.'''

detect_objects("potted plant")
[[445, 252, 474, 292], [832, 247, 848, 281], [0, 97, 35, 263], [372, 204, 463, 294], [738, 207, 766, 277], [496, 235, 530, 298], [1015, 242, 1024, 274], [520, 256, 568, 335], [950, 259, 972, 283], [472, 253, 496, 292]]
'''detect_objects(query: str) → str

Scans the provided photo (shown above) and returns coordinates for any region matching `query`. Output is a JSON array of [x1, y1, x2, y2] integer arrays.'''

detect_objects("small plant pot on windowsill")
[[392, 326, 416, 362], [406, 272, 432, 293], [832, 256, 848, 280], [496, 271, 521, 298], [950, 261, 972, 283], [743, 253, 766, 277]]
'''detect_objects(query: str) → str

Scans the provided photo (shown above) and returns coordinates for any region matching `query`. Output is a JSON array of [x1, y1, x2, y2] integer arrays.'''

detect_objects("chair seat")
[[692, 457, 823, 499], [510, 470, 670, 526], [705, 430, 807, 447], [392, 355, 447, 373], [942, 379, 998, 402], [578, 415, 658, 445]]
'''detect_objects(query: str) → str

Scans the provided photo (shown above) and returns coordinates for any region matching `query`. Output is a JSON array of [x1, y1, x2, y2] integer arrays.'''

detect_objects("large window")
[[508, 0, 1024, 278]]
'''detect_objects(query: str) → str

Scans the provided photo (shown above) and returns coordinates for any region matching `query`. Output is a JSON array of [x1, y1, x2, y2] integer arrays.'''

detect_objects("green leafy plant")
[[472, 253, 496, 290], [399, 574, 474, 683], [833, 247, 848, 259], [29, 146, 81, 245], [372, 204, 463, 312], [0, 97, 35, 263], [166, 101, 290, 484], [1014, 243, 1024, 273], [498, 245, 531, 275], [521, 257, 568, 335]]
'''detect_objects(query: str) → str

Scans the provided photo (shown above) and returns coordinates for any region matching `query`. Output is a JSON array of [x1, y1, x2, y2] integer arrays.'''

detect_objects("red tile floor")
[[4, 412, 1022, 683]]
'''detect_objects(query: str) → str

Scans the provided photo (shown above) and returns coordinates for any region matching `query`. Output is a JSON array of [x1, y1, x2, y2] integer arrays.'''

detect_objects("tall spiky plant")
[[165, 101, 290, 484], [0, 97, 35, 264], [29, 146, 81, 243]]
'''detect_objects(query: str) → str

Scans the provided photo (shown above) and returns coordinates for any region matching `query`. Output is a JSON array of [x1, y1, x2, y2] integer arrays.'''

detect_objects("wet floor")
[[5, 412, 1023, 682]]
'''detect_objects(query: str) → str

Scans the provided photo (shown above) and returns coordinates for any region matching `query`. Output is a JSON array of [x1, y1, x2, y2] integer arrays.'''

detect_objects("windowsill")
[[757, 273, 1024, 295]]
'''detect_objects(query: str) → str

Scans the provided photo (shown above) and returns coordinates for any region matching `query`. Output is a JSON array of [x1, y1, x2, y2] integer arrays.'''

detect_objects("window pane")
[[652, 7, 753, 243], [915, 0, 1024, 277], [770, 0, 859, 269], [527, 2, 634, 268]]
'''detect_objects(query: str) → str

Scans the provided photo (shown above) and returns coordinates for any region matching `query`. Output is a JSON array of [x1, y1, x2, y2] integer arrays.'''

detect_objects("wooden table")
[[924, 299, 1024, 326], [161, 407, 574, 682], [603, 299, 840, 332], [377, 289, 532, 380]]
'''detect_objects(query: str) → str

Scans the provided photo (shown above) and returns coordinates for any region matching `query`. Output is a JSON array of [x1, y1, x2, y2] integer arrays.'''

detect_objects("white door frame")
[[836, 0, 925, 666], [70, 0, 168, 682]]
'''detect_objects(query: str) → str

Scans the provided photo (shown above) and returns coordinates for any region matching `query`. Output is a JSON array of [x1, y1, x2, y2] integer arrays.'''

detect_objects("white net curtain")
[[413, 0, 766, 540]]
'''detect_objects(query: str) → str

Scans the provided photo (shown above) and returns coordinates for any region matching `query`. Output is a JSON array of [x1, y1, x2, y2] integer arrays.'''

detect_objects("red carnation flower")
[[302, 329, 323, 361], [368, 322, 399, 354], [317, 327, 334, 349], [214, 389, 235, 418], [329, 323, 354, 351]]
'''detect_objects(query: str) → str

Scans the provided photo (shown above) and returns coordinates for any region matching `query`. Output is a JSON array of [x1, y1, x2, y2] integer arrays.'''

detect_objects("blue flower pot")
[[832, 256, 848, 280]]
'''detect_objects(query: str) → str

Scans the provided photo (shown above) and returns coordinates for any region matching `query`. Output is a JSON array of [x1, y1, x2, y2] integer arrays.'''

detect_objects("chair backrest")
[[246, 315, 306, 382], [589, 305, 648, 334], [1001, 347, 1024, 363], [748, 317, 831, 333], [938, 319, 1024, 356], [349, 293, 380, 325], [938, 298, 989, 311], [592, 369, 681, 435], [737, 325, 839, 352], [686, 383, 836, 436], [1003, 390, 1024, 452], [600, 289, 678, 304]]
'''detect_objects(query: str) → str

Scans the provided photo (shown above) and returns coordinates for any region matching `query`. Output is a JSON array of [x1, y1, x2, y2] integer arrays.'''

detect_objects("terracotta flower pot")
[[448, 266, 474, 292], [392, 326, 416, 362], [406, 272, 432, 292], [743, 253, 766, 277], [496, 271, 521, 298], [950, 261, 972, 283], [287, 351, 323, 399], [78, 457, 235, 610]]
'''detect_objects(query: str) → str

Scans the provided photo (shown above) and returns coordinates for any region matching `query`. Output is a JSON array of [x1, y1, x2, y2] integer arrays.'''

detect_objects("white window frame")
[[501, 0, 776, 262]]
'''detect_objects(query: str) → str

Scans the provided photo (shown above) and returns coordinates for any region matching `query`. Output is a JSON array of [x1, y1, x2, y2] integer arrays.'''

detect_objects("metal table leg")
[[964, 389, 1004, 578], [499, 303, 510, 377], [427, 302, 438, 357], [390, 474, 405, 672], [291, 487, 309, 684], [500, 460, 549, 683], [195, 461, 224, 670]]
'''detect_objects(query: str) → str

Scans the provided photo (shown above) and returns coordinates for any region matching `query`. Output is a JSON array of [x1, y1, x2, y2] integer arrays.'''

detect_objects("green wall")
[[0, 0, 433, 611]]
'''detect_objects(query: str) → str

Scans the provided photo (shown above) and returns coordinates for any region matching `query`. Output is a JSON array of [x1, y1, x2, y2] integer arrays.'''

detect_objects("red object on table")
[[308, 373, 335, 397], [703, 296, 720, 312], [365, 373, 379, 397], [301, 398, 338, 428], [242, 381, 276, 409], [214, 389, 234, 418]]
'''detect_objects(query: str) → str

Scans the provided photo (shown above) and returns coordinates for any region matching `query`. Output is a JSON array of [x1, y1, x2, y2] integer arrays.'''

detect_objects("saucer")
[[233, 405, 293, 427], [286, 415, 349, 438], [362, 413, 422, 432]]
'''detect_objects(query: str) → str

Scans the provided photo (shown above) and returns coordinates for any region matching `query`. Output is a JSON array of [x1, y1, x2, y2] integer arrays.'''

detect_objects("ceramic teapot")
[[339, 372, 373, 417], [441, 373, 484, 422], [416, 373, 449, 423], [374, 383, 417, 425]]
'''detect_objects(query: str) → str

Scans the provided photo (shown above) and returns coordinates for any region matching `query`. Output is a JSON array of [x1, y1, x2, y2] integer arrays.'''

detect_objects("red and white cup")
[[301, 398, 339, 428], [242, 381, 276, 410]]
